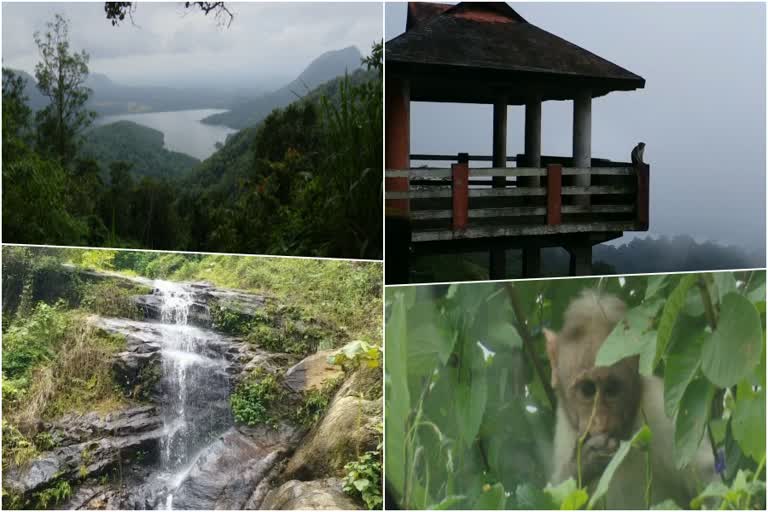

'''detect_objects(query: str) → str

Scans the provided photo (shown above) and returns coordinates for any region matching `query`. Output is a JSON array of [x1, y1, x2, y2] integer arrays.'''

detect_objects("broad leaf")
[[731, 387, 766, 462], [673, 377, 715, 469], [663, 330, 704, 418], [655, 274, 697, 367], [701, 293, 763, 388], [589, 425, 651, 508], [596, 300, 660, 376], [472, 483, 506, 509]]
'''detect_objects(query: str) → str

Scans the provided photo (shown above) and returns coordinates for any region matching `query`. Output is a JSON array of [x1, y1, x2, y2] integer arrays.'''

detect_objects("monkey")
[[544, 291, 716, 509], [631, 142, 646, 166]]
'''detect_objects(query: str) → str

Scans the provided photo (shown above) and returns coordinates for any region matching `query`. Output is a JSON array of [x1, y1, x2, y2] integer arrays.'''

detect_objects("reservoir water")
[[94, 109, 238, 160]]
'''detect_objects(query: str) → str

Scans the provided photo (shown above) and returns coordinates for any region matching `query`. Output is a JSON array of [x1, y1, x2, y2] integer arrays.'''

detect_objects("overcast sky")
[[2, 2, 382, 89], [386, 2, 766, 255]]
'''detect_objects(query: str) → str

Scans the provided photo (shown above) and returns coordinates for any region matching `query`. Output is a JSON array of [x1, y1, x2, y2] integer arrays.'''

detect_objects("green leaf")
[[663, 331, 703, 418], [690, 481, 728, 509], [384, 291, 412, 503], [589, 426, 651, 508], [515, 483, 556, 510], [713, 272, 737, 301], [701, 293, 763, 388], [353, 478, 370, 491], [673, 377, 715, 469], [429, 495, 467, 510], [645, 275, 668, 300], [472, 483, 506, 510], [650, 499, 681, 509], [596, 300, 660, 376], [731, 387, 766, 462], [655, 274, 697, 367], [455, 370, 487, 448], [544, 479, 588, 510]]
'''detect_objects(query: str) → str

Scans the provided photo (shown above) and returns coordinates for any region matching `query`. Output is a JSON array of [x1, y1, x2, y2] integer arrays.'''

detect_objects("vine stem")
[[577, 390, 601, 489], [504, 283, 557, 410]]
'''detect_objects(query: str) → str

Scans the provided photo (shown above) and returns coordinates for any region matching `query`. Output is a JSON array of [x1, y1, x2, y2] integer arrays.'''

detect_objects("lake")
[[94, 109, 238, 160]]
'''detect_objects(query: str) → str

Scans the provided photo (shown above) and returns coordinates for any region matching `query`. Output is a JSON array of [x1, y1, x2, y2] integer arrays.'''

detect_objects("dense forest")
[[2, 246, 383, 509], [386, 272, 765, 509], [2, 13, 382, 259]]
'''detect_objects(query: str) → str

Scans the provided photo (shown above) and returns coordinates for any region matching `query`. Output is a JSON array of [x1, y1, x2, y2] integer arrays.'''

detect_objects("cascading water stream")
[[151, 281, 234, 509]]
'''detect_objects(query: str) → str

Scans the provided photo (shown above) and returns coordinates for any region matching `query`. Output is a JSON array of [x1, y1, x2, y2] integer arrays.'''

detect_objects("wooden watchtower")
[[385, 2, 649, 283]]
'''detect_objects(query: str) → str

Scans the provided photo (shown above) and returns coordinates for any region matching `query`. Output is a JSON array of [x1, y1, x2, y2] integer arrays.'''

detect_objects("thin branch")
[[504, 283, 557, 411]]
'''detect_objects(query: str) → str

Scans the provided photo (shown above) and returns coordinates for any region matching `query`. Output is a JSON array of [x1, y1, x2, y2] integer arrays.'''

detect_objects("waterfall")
[[152, 281, 233, 509]]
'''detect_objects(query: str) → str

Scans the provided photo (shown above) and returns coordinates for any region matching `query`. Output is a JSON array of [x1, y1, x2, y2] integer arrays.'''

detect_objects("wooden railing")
[[385, 159, 649, 242]]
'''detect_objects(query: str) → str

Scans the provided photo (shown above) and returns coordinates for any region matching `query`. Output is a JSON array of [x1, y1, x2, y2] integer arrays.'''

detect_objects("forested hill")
[[202, 46, 363, 129], [81, 121, 200, 180], [7, 68, 48, 110]]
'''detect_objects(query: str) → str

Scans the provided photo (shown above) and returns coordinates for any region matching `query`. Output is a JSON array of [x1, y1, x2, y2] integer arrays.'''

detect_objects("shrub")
[[80, 280, 146, 318], [230, 370, 284, 427], [342, 449, 383, 510], [2, 301, 69, 381]]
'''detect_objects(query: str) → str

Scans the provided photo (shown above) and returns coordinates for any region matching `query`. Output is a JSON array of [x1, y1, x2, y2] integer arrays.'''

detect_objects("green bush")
[[2, 301, 69, 381], [230, 370, 284, 427], [80, 280, 147, 318], [343, 449, 383, 510]]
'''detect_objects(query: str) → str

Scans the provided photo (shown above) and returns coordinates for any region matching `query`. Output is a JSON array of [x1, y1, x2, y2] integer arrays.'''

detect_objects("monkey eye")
[[604, 379, 621, 398], [579, 380, 597, 399]]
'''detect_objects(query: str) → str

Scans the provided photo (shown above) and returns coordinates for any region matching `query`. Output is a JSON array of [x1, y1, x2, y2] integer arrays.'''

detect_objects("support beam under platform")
[[522, 248, 541, 278], [489, 248, 507, 280], [568, 245, 592, 276]]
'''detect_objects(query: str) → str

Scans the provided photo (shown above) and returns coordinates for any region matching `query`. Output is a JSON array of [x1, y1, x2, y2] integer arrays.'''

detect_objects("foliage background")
[[385, 271, 766, 509]]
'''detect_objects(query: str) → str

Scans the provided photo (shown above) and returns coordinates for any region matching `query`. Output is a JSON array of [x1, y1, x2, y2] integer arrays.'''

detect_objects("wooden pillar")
[[568, 245, 592, 276], [490, 96, 507, 277], [522, 248, 541, 278], [573, 90, 592, 206], [522, 96, 542, 186], [492, 96, 508, 187], [546, 164, 563, 225], [385, 77, 410, 215]]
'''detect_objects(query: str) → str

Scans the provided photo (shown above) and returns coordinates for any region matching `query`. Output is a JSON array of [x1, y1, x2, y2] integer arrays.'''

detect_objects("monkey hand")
[[577, 434, 619, 484]]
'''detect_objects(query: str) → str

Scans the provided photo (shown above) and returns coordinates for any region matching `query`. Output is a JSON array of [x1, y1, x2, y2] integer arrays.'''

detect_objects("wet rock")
[[171, 425, 300, 510], [260, 478, 358, 510], [283, 350, 344, 393], [282, 394, 382, 481], [3, 423, 163, 497], [48, 405, 162, 446]]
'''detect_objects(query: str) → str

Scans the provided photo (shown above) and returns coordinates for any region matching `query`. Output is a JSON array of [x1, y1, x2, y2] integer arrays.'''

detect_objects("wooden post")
[[385, 77, 410, 215], [489, 247, 506, 280], [636, 163, 650, 230], [522, 248, 541, 278], [492, 96, 507, 188], [568, 245, 592, 275], [452, 154, 469, 231], [546, 164, 562, 225]]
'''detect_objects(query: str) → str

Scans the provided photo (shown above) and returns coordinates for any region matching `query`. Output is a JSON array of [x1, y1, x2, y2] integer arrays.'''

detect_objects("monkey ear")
[[543, 328, 559, 388]]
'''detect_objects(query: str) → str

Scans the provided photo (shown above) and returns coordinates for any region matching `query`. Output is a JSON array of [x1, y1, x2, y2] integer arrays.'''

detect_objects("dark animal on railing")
[[631, 142, 646, 166]]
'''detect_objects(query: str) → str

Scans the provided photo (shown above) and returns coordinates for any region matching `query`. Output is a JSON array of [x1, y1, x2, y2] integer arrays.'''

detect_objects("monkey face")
[[566, 362, 641, 440]]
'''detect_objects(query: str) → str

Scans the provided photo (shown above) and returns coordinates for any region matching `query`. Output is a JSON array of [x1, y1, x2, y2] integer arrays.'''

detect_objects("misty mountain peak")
[[296, 46, 362, 89]]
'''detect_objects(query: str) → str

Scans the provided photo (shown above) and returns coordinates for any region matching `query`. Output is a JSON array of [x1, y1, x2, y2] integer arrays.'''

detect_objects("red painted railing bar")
[[452, 161, 469, 231], [546, 163, 562, 225]]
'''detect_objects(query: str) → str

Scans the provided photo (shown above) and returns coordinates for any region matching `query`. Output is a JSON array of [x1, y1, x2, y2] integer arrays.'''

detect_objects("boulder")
[[283, 350, 344, 393], [282, 394, 382, 481], [260, 478, 358, 510], [170, 425, 300, 510]]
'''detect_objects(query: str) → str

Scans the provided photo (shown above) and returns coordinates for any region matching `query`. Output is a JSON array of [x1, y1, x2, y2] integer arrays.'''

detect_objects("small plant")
[[230, 369, 283, 427], [1, 420, 38, 467], [342, 448, 383, 510], [32, 478, 71, 508], [292, 378, 341, 427], [33, 431, 56, 451], [328, 340, 381, 370], [210, 303, 253, 335]]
